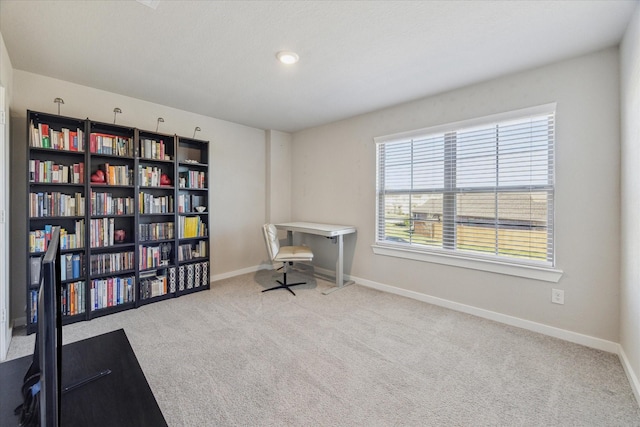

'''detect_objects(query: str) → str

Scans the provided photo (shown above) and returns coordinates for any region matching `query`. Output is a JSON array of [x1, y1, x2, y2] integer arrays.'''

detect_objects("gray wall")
[[291, 47, 621, 343], [0, 31, 14, 357], [620, 3, 640, 402]]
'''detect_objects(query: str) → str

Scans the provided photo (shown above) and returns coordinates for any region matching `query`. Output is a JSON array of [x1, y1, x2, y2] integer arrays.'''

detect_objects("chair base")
[[262, 274, 306, 296]]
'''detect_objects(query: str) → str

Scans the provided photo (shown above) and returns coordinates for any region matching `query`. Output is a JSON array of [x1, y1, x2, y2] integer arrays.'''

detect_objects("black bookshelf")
[[87, 120, 136, 319], [136, 129, 178, 304], [26, 110, 210, 334], [176, 137, 210, 296]]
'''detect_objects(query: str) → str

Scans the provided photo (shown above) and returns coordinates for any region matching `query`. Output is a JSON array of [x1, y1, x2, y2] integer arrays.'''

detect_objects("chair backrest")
[[262, 224, 280, 261]]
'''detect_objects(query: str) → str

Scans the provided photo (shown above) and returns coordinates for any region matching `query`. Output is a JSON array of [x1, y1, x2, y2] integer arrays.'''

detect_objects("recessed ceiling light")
[[276, 51, 299, 65]]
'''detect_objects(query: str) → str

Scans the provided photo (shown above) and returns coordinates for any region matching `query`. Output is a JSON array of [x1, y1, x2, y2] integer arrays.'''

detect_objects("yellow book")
[[184, 216, 198, 238]]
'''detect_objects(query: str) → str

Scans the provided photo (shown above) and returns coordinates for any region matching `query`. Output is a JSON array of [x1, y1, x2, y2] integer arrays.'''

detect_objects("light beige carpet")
[[5, 270, 640, 426]]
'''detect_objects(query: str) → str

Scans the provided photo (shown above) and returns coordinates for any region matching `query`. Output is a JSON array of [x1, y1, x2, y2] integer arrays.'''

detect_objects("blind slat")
[[376, 109, 555, 266]]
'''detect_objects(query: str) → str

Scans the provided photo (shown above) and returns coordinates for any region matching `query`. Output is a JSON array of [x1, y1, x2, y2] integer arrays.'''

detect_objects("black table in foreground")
[[0, 329, 167, 427]]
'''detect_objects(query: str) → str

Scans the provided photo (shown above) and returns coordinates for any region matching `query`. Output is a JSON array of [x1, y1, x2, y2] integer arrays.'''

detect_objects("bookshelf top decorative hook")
[[53, 98, 64, 115], [113, 107, 122, 124], [193, 126, 201, 138], [156, 117, 164, 132]]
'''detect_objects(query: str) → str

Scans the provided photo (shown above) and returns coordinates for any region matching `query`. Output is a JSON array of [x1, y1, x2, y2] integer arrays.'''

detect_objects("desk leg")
[[336, 234, 343, 288], [322, 234, 353, 295], [286, 230, 293, 245]]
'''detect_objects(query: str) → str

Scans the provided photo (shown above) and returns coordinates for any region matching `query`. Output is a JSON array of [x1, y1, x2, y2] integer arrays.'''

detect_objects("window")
[[375, 104, 555, 269]]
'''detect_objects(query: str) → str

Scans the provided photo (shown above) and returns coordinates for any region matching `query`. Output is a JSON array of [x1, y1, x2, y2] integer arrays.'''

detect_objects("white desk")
[[275, 222, 356, 294]]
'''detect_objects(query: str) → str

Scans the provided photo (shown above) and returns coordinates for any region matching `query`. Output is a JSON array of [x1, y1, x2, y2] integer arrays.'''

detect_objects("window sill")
[[371, 244, 563, 283]]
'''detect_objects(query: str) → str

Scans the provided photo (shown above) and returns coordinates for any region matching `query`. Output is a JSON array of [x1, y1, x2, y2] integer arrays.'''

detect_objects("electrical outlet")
[[551, 288, 564, 304]]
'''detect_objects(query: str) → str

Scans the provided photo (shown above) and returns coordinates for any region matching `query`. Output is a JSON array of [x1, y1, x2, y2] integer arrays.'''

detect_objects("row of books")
[[61, 281, 86, 316], [140, 138, 171, 161], [29, 220, 84, 253], [30, 121, 85, 151], [95, 163, 133, 186], [179, 216, 207, 238], [30, 283, 85, 323], [139, 222, 174, 241], [178, 241, 207, 261], [90, 133, 134, 156], [90, 217, 115, 247], [177, 194, 205, 213], [90, 251, 135, 275], [139, 270, 169, 299], [90, 276, 135, 310], [91, 191, 135, 216], [139, 192, 174, 214], [139, 245, 170, 270], [60, 222, 85, 250], [139, 165, 170, 187], [29, 192, 85, 217], [59, 219, 85, 250], [27, 262, 209, 322], [178, 170, 206, 189], [61, 253, 84, 281], [29, 160, 84, 184], [29, 290, 37, 323]]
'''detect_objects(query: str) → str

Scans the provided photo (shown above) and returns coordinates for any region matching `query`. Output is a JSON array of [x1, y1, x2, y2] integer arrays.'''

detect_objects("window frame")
[[373, 104, 563, 282]]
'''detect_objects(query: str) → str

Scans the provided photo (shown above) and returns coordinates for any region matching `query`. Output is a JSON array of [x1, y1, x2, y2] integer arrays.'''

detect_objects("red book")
[[40, 123, 50, 147], [108, 278, 113, 307], [70, 131, 78, 151], [90, 133, 97, 153]]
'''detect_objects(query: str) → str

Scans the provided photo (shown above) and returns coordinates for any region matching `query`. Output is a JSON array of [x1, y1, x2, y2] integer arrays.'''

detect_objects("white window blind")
[[375, 106, 555, 267]]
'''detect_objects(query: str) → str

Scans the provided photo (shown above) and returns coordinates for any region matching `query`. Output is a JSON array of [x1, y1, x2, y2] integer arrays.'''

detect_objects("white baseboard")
[[20, 265, 639, 406], [350, 274, 620, 354], [619, 346, 640, 406], [0, 324, 11, 361], [210, 264, 271, 282], [14, 316, 26, 328]]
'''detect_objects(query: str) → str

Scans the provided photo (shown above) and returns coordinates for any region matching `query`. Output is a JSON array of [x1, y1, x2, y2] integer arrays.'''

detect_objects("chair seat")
[[274, 245, 314, 262], [262, 224, 314, 296]]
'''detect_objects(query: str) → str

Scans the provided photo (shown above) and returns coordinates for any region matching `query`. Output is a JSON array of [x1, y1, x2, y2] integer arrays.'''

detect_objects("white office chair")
[[262, 224, 313, 295]]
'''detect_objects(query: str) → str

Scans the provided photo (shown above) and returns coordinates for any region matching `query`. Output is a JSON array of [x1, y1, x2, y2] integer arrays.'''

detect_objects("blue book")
[[72, 254, 80, 279], [44, 224, 52, 243]]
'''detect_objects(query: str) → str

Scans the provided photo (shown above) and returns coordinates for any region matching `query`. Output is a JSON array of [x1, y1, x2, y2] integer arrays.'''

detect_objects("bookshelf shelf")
[[25, 110, 210, 334]]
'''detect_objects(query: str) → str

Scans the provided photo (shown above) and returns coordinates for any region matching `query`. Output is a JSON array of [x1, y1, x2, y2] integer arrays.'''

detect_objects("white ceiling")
[[0, 0, 637, 133]]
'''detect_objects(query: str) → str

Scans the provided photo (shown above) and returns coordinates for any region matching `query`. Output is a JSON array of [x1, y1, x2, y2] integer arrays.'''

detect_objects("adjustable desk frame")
[[275, 222, 356, 294]]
